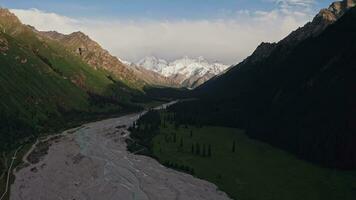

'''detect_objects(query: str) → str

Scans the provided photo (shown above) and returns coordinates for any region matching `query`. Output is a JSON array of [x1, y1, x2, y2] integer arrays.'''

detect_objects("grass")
[[150, 115, 356, 200]]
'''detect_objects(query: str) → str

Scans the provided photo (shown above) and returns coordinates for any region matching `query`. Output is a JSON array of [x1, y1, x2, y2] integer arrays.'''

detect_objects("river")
[[10, 102, 231, 200]]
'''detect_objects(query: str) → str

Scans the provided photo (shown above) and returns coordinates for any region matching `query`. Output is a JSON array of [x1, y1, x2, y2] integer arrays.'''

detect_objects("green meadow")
[[145, 113, 356, 200]]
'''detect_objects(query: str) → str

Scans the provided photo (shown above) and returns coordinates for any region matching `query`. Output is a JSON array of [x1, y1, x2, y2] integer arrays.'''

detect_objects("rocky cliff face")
[[282, 0, 356, 45], [244, 0, 356, 65], [0, 8, 22, 31], [40, 31, 142, 87]]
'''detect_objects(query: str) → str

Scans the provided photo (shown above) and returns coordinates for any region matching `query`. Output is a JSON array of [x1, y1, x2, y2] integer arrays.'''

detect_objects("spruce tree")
[[208, 144, 212, 157], [195, 143, 200, 155], [232, 141, 236, 153], [202, 144, 206, 157]]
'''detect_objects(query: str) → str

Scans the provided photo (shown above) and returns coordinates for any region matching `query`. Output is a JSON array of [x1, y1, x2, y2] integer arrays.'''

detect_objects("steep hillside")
[[236, 0, 356, 66], [40, 30, 144, 88], [0, 8, 142, 151], [171, 1, 356, 169]]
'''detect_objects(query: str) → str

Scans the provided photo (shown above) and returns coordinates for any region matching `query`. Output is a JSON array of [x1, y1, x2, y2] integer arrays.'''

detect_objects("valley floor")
[[10, 104, 230, 200], [132, 111, 356, 200]]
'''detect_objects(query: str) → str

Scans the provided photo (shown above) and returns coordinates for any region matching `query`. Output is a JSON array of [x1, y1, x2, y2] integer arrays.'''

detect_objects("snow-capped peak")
[[136, 56, 168, 73], [136, 56, 230, 84]]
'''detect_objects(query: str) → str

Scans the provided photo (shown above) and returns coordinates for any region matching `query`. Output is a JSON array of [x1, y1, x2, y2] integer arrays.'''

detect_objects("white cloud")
[[10, 7, 315, 65], [272, 0, 316, 9]]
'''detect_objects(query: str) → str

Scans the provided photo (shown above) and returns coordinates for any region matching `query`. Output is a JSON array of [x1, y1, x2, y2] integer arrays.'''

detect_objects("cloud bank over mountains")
[[11, 1, 318, 64]]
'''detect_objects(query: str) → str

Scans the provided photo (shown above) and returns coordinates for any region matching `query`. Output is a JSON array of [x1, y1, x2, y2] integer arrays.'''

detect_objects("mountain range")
[[135, 56, 229, 88], [37, 30, 228, 89]]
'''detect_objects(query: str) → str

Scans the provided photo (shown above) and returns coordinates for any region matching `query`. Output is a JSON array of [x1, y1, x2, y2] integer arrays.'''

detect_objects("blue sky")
[[2, 0, 337, 64], [1, 0, 334, 20]]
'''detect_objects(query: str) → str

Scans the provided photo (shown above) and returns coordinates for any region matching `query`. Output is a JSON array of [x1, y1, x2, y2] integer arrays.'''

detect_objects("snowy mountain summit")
[[136, 56, 229, 88]]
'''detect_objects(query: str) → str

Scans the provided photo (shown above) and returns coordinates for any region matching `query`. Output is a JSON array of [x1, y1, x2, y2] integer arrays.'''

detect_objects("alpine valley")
[[1, 1, 356, 200]]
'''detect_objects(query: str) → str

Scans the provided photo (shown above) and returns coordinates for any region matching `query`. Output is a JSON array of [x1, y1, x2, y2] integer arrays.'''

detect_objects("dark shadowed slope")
[[172, 2, 356, 169]]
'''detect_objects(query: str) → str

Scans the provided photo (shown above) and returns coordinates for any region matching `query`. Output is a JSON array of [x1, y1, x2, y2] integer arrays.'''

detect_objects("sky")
[[0, 0, 335, 64]]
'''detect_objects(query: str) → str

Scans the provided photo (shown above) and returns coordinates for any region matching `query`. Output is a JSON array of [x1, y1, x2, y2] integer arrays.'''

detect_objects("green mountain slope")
[[0, 8, 143, 151], [40, 30, 145, 89]]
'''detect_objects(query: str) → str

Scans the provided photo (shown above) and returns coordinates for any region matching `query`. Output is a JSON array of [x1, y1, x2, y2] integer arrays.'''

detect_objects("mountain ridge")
[[172, 1, 356, 169], [239, 0, 356, 66], [136, 56, 229, 88], [39, 30, 144, 88], [0, 7, 145, 151]]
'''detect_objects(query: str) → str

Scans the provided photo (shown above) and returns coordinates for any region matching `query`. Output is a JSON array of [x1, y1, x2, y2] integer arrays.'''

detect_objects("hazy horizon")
[[2, 0, 335, 65]]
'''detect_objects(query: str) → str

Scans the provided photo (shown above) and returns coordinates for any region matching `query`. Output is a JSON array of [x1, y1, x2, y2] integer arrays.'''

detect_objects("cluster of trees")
[[191, 143, 212, 157], [136, 110, 161, 131], [163, 161, 195, 175], [161, 111, 204, 130], [127, 110, 161, 156]]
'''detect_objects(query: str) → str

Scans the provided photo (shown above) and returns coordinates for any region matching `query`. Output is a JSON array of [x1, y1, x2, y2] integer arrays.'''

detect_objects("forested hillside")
[[168, 6, 356, 169]]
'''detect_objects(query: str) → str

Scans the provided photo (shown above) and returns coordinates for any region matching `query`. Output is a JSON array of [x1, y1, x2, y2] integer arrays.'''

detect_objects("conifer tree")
[[232, 141, 236, 153], [202, 144, 206, 157], [208, 144, 212, 157], [195, 143, 200, 155]]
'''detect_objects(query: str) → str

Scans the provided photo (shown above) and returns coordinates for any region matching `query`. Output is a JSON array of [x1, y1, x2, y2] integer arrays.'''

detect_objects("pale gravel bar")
[[11, 103, 231, 200]]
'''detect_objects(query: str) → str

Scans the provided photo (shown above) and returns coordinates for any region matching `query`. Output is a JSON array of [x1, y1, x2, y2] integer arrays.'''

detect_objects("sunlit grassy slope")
[[0, 9, 146, 152]]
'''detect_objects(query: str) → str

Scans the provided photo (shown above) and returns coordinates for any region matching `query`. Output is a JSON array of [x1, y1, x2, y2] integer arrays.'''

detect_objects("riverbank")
[[10, 102, 230, 200], [0, 99, 168, 200]]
